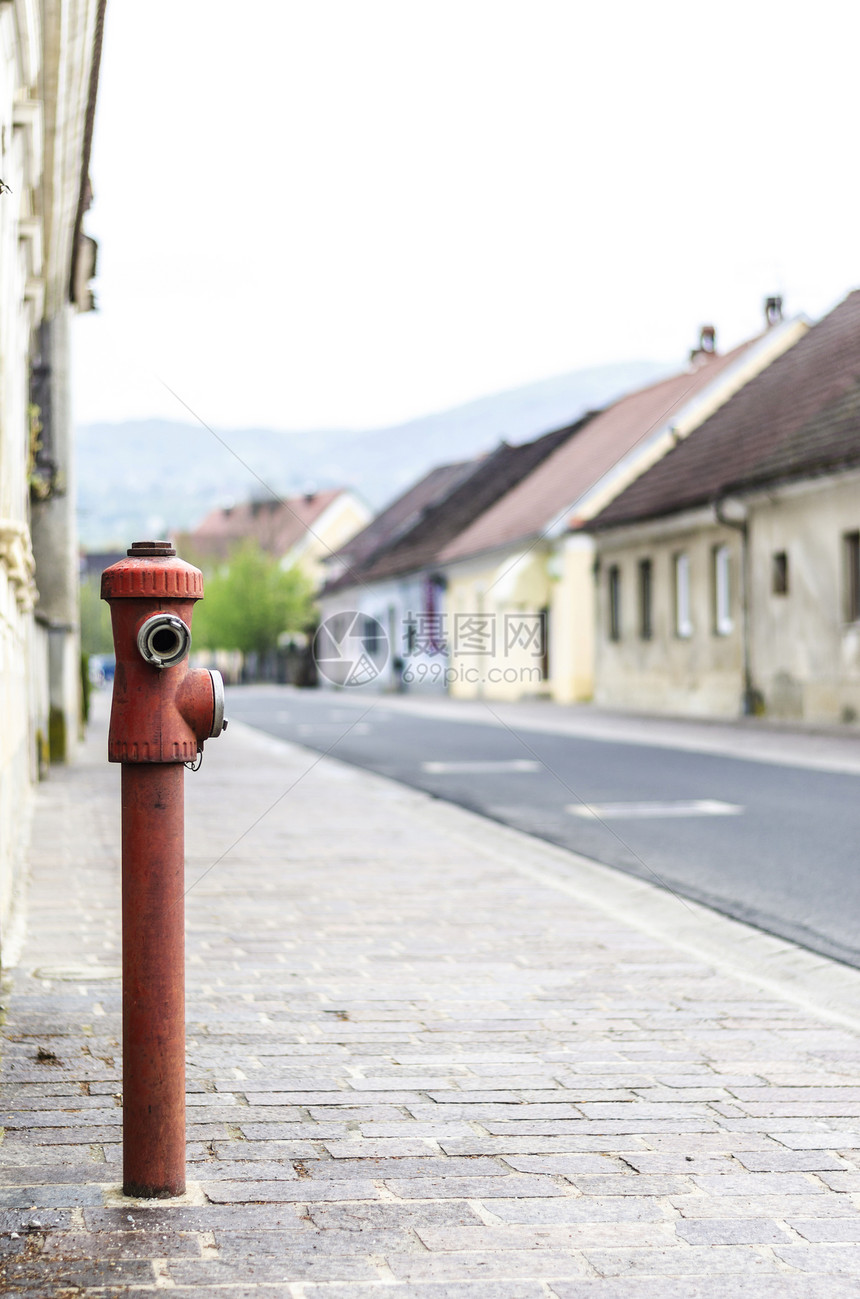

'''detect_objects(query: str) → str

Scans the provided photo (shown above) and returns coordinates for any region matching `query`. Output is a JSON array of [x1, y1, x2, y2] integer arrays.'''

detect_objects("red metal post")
[[101, 541, 227, 1199], [121, 763, 186, 1197]]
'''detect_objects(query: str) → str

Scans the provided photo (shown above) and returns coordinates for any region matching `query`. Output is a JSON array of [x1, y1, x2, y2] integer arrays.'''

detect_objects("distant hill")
[[76, 360, 669, 548]]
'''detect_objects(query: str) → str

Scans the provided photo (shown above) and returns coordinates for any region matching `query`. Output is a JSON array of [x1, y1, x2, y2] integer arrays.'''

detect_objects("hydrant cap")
[[127, 540, 176, 557], [101, 542, 204, 602]]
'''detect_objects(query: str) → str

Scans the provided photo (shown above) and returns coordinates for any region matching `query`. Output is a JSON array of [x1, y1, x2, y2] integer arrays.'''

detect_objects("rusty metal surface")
[[121, 763, 186, 1198]]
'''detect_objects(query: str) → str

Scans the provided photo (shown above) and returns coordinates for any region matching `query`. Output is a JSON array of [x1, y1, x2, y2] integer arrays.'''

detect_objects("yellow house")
[[439, 313, 808, 702]]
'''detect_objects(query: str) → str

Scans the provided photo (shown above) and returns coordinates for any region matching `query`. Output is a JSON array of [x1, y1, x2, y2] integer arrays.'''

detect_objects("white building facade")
[[0, 0, 103, 957]]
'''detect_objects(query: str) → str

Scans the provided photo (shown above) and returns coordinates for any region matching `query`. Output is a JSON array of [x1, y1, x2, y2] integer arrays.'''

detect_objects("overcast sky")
[[74, 1, 860, 432]]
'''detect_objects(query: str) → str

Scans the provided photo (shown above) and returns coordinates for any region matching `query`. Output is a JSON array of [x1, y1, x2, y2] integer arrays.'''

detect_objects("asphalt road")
[[226, 685, 860, 968]]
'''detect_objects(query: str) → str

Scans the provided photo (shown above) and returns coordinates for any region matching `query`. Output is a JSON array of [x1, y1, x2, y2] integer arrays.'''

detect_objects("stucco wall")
[[749, 472, 860, 723], [548, 535, 595, 704], [445, 548, 552, 701], [594, 519, 745, 717]]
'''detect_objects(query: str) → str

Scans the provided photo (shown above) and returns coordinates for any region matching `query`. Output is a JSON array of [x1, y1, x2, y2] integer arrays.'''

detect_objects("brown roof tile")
[[591, 290, 860, 529], [184, 488, 346, 561], [324, 419, 591, 594], [328, 460, 476, 569], [438, 338, 761, 563], [321, 460, 478, 594]]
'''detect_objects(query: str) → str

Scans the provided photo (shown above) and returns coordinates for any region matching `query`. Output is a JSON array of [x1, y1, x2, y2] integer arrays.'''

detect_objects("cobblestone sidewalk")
[[4, 697, 860, 1295]]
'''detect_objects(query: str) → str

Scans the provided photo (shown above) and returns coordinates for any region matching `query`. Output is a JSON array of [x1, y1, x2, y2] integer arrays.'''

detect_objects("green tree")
[[79, 575, 114, 656], [192, 540, 314, 656]]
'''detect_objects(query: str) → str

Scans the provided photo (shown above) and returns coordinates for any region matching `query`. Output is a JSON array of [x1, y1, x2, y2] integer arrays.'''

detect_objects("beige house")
[[590, 290, 860, 724], [438, 313, 806, 703], [0, 0, 103, 954]]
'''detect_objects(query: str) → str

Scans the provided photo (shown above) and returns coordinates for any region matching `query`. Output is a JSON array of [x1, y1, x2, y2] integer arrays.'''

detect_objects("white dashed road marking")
[[567, 799, 743, 819], [422, 759, 541, 774]]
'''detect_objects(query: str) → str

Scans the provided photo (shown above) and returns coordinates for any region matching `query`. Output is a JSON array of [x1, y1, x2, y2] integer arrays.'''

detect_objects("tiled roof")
[[438, 337, 762, 564], [324, 419, 590, 594], [591, 290, 860, 529], [729, 374, 860, 493], [184, 488, 346, 560], [321, 460, 478, 594]]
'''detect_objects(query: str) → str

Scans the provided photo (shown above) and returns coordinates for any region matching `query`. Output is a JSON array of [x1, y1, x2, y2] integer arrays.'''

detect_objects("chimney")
[[765, 295, 783, 327], [689, 324, 717, 363]]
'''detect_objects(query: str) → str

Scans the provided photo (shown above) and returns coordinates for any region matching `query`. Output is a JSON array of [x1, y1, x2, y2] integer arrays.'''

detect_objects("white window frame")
[[674, 552, 693, 638], [714, 544, 733, 636]]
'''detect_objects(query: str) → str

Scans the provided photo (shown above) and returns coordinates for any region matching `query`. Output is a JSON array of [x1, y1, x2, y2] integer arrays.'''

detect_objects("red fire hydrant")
[[102, 541, 227, 1198]]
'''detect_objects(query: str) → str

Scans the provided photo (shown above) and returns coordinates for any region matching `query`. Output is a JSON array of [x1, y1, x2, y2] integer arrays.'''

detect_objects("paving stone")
[[324, 1140, 443, 1158], [501, 1155, 628, 1175], [301, 1286, 547, 1299], [773, 1130, 860, 1149], [203, 1178, 381, 1203], [416, 1223, 676, 1250], [583, 1245, 783, 1276], [816, 1171, 860, 1192], [669, 1194, 856, 1218], [238, 1123, 350, 1140], [690, 1172, 824, 1195], [610, 1154, 733, 1175], [480, 1119, 718, 1136], [385, 1249, 590, 1280], [786, 1217, 860, 1242], [39, 1228, 202, 1259], [733, 1149, 848, 1172], [84, 1205, 309, 1230], [385, 1173, 572, 1199], [295, 1157, 508, 1179], [186, 1160, 303, 1180], [166, 1255, 381, 1282], [550, 1279, 860, 1297], [1, 1258, 156, 1286], [0, 1209, 71, 1233], [675, 1218, 793, 1244], [565, 1175, 695, 1196], [198, 1144, 325, 1167], [774, 1244, 860, 1272], [485, 1199, 666, 1224], [0, 1163, 108, 1185], [213, 1227, 423, 1253], [308, 1203, 485, 1231], [0, 1185, 105, 1208]]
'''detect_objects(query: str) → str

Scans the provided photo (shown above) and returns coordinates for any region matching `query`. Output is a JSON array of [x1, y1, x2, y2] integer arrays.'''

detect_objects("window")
[[772, 551, 789, 595], [674, 552, 692, 637], [713, 545, 733, 635], [638, 558, 653, 640], [608, 565, 621, 641], [363, 615, 383, 653], [845, 532, 860, 623]]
